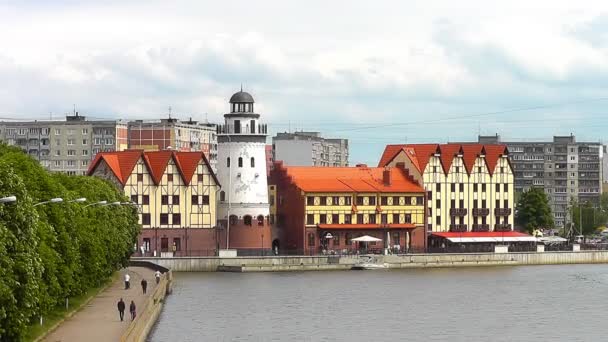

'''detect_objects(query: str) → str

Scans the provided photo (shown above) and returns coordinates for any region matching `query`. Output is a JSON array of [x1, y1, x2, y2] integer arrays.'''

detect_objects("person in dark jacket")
[[130, 300, 137, 321], [141, 278, 148, 294], [117, 298, 126, 321]]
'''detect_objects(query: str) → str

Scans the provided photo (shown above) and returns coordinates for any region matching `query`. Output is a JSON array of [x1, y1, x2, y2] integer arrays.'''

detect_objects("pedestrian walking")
[[155, 270, 161, 284], [130, 300, 137, 321], [124, 273, 130, 290], [117, 298, 126, 321], [141, 278, 148, 294]]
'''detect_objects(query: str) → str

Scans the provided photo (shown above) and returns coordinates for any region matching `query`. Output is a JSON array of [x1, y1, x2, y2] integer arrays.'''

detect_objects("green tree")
[[0, 143, 140, 340], [0, 162, 43, 341], [515, 187, 554, 233], [569, 199, 608, 236]]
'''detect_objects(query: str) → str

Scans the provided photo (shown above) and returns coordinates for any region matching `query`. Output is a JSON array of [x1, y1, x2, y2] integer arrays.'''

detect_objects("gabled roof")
[[438, 144, 461, 174], [461, 144, 484, 174], [274, 164, 424, 193], [484, 145, 508, 175], [378, 143, 508, 176], [88, 150, 220, 186], [377, 144, 438, 173]]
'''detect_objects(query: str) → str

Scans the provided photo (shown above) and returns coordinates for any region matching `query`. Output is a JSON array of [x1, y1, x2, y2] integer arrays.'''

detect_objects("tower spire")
[[240, 83, 243, 92]]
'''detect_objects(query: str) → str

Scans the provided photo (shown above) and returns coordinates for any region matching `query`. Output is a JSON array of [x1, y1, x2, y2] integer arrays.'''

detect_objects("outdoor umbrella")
[[351, 235, 383, 253]]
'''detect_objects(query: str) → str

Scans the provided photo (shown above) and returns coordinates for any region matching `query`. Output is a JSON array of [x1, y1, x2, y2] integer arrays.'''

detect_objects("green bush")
[[0, 144, 140, 341]]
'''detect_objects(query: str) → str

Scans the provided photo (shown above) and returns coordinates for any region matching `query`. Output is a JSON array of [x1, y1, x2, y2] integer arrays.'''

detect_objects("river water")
[[149, 265, 608, 341]]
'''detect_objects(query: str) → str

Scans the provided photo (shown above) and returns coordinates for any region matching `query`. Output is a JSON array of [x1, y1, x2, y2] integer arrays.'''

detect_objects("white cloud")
[[1, 0, 608, 163]]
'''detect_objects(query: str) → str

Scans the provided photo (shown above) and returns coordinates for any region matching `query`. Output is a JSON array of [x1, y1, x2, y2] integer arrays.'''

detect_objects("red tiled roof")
[[378, 143, 508, 176], [317, 223, 417, 230], [143, 151, 173, 184], [276, 164, 424, 193], [484, 145, 507, 175], [88, 150, 220, 186], [461, 144, 484, 174]]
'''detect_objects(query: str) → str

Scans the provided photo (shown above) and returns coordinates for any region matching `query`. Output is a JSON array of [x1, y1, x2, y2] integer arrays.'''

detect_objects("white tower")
[[216, 89, 271, 251]]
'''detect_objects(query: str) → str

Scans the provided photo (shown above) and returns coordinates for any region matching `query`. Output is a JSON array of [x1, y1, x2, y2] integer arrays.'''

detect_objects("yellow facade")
[[387, 152, 514, 232], [303, 192, 425, 227]]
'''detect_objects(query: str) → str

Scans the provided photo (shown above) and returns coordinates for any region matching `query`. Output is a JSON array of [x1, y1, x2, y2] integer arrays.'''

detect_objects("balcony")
[[449, 208, 468, 216], [494, 208, 512, 216], [472, 208, 490, 216], [494, 224, 512, 232], [449, 224, 468, 232], [472, 224, 490, 232]]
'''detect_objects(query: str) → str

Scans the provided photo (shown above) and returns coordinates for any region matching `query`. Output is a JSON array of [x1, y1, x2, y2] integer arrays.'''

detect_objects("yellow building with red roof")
[[270, 162, 427, 254], [378, 144, 514, 236], [88, 150, 221, 256]]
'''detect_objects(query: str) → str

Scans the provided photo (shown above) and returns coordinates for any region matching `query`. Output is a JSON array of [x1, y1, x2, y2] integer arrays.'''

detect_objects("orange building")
[[270, 162, 427, 254]]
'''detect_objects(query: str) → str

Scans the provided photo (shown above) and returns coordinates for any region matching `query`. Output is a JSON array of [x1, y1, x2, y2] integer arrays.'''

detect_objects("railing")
[[472, 208, 490, 216], [450, 208, 468, 216], [494, 208, 512, 216], [449, 224, 468, 232], [494, 224, 512, 231], [472, 224, 490, 232]]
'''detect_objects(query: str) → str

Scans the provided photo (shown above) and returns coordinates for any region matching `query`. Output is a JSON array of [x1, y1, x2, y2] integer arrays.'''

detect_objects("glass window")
[[142, 195, 149, 205], [238, 157, 243, 168], [332, 214, 339, 224], [161, 195, 169, 205], [319, 214, 327, 224], [202, 195, 209, 205], [307, 214, 314, 225], [257, 215, 264, 226], [404, 214, 412, 223], [250, 157, 255, 168], [191, 195, 199, 205], [369, 196, 376, 205], [167, 174, 173, 182], [392, 213, 400, 223], [244, 215, 252, 226], [369, 214, 376, 224], [307, 196, 315, 205], [227, 157, 230, 167], [142, 214, 150, 225], [308, 233, 315, 247], [344, 214, 352, 224], [160, 214, 168, 225], [172, 195, 179, 205], [345, 196, 352, 205], [172, 214, 181, 225]]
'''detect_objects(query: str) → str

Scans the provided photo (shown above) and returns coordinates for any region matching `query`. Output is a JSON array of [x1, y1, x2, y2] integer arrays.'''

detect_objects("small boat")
[[351, 256, 388, 270], [351, 263, 388, 270]]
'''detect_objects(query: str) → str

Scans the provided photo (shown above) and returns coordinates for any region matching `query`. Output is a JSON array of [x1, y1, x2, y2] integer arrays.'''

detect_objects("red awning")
[[431, 231, 536, 243], [317, 223, 416, 230]]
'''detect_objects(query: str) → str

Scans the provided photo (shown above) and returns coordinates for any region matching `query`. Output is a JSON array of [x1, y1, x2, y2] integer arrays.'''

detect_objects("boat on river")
[[351, 256, 388, 270]]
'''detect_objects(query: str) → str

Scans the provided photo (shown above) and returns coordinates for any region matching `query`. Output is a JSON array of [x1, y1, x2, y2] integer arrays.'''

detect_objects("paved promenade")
[[43, 266, 157, 342]]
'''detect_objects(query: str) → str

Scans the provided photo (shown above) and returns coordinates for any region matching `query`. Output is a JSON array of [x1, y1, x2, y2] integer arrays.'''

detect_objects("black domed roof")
[[229, 91, 255, 103]]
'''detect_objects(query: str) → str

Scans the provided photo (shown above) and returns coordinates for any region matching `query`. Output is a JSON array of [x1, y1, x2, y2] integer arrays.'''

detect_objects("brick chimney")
[[383, 167, 392, 186]]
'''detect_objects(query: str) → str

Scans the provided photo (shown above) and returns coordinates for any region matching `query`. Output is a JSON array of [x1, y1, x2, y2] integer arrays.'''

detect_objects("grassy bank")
[[24, 273, 118, 342]]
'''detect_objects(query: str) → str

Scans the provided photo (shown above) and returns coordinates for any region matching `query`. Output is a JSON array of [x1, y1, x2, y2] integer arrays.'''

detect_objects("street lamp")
[[69, 198, 87, 203], [103, 201, 121, 206], [33, 198, 63, 207], [0, 195, 16, 204], [84, 200, 107, 208]]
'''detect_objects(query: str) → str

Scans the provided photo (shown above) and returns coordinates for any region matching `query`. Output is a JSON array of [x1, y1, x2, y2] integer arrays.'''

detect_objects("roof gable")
[[484, 145, 507, 175], [438, 144, 461, 174], [461, 144, 484, 175]]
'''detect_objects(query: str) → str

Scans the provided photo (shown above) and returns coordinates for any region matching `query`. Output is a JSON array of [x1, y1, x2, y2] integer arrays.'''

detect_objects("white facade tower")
[[216, 89, 271, 252]]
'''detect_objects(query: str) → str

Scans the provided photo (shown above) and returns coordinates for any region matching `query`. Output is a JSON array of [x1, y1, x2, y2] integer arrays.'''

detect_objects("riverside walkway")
[[43, 266, 157, 342]]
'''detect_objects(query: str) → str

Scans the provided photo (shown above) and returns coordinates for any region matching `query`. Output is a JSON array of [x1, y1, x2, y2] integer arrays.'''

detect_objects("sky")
[[1, 0, 608, 165]]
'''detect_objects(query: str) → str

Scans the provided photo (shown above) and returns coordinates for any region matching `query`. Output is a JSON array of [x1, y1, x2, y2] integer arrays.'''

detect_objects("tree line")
[[0, 144, 140, 341]]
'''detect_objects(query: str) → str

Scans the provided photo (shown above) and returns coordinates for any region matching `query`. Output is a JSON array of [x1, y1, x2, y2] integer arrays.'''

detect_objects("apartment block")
[[128, 118, 218, 172], [0, 113, 128, 175], [478, 134, 603, 228], [272, 131, 349, 167]]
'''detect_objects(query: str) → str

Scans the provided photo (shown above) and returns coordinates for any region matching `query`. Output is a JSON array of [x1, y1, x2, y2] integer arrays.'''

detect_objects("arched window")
[[227, 157, 230, 167], [308, 233, 315, 247], [220, 191, 225, 202], [229, 215, 238, 226], [243, 215, 252, 226], [257, 215, 264, 226], [250, 157, 255, 168], [238, 157, 243, 168]]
